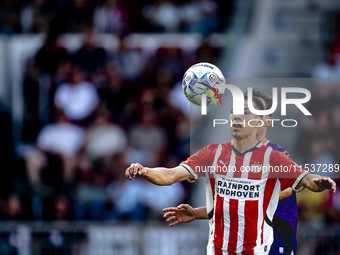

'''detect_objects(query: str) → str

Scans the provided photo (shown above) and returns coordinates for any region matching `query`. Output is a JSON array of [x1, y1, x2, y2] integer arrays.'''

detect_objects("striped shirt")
[[180, 141, 308, 255]]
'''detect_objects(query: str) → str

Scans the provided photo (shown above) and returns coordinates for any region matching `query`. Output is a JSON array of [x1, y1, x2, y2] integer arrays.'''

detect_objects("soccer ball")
[[182, 62, 225, 106]]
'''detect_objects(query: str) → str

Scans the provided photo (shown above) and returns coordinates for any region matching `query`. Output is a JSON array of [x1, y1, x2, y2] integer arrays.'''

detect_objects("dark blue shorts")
[[269, 216, 297, 255]]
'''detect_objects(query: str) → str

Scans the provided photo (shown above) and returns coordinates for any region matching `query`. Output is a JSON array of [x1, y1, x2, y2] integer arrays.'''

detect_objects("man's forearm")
[[194, 206, 209, 219], [143, 167, 173, 186], [142, 166, 190, 186]]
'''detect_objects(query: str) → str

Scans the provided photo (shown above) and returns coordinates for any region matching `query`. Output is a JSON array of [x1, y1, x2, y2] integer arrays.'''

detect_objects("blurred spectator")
[[297, 189, 327, 223], [71, 107, 129, 220], [85, 107, 127, 160], [312, 48, 340, 78], [113, 36, 145, 82], [54, 195, 73, 220], [324, 181, 340, 225], [128, 107, 166, 166], [297, 201, 315, 223], [65, 0, 93, 33], [6, 194, 22, 220], [142, 0, 181, 32], [306, 137, 337, 177], [74, 177, 109, 220], [180, 0, 219, 34], [305, 82, 338, 116], [98, 63, 130, 123], [52, 59, 72, 86], [75, 113, 128, 220], [93, 0, 129, 33], [43, 194, 73, 221], [35, 34, 69, 75], [26, 111, 84, 187], [154, 67, 175, 100], [150, 48, 184, 80], [37, 112, 84, 158], [105, 177, 146, 221], [0, 0, 20, 34], [195, 39, 222, 64], [23, 0, 59, 33], [22, 60, 41, 143], [54, 66, 99, 123], [73, 27, 107, 74], [106, 177, 185, 220], [143, 182, 185, 217], [169, 81, 191, 117]]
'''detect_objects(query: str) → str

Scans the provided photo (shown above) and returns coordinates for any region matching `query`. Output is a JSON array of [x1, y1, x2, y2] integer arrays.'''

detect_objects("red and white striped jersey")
[[180, 141, 308, 255]]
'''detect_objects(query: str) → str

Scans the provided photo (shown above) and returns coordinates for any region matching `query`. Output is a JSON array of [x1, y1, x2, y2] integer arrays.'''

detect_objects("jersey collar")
[[231, 141, 263, 157]]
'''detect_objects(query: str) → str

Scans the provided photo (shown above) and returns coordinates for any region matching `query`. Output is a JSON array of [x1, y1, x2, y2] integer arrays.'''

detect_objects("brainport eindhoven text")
[[216, 179, 260, 198]]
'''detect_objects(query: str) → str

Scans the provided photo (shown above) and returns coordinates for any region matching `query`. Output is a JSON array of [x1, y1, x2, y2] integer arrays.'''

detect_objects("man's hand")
[[163, 204, 196, 227], [300, 174, 337, 193], [125, 163, 147, 180], [314, 176, 336, 193]]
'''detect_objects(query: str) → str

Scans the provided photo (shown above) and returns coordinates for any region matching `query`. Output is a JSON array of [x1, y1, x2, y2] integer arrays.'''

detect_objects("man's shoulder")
[[268, 149, 291, 164], [205, 141, 232, 150], [265, 140, 289, 157], [197, 142, 232, 156]]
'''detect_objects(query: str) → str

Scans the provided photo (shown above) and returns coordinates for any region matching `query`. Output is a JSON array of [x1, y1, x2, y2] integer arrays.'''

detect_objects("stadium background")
[[0, 0, 339, 254]]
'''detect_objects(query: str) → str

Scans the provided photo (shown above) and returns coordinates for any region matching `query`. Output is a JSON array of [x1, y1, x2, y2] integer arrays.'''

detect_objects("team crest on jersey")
[[249, 164, 262, 173]]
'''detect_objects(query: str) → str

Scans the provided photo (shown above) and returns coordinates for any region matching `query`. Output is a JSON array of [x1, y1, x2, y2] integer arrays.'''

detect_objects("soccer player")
[[125, 92, 336, 255], [162, 91, 300, 255]]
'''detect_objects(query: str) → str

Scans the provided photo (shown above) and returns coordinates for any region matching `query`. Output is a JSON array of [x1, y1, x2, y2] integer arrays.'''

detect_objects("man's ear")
[[255, 116, 265, 127], [266, 116, 273, 127]]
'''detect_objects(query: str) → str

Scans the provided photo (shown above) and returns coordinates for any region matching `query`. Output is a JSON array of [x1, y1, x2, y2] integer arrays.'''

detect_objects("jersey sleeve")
[[273, 146, 304, 192], [269, 150, 309, 191], [275, 146, 290, 158], [277, 147, 305, 191], [180, 144, 218, 181]]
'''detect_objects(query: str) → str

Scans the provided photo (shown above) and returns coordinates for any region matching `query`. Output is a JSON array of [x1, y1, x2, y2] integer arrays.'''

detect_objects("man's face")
[[229, 100, 263, 140]]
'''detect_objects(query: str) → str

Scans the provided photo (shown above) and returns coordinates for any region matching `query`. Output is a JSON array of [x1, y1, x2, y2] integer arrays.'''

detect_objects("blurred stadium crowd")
[[0, 0, 232, 35], [296, 26, 340, 227], [0, 0, 228, 221], [6, 31, 224, 221]]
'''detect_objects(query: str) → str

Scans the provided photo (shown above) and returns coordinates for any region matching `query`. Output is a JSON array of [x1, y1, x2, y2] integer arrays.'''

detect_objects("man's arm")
[[299, 174, 336, 193], [163, 204, 208, 227], [125, 163, 190, 186], [270, 151, 336, 193], [163, 188, 294, 226], [279, 187, 293, 200]]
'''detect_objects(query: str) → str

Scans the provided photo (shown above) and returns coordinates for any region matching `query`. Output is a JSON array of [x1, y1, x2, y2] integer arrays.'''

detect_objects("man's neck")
[[256, 132, 266, 144], [233, 135, 258, 154]]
